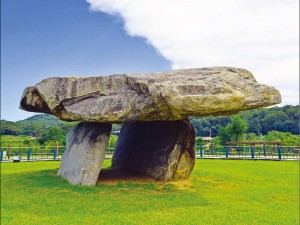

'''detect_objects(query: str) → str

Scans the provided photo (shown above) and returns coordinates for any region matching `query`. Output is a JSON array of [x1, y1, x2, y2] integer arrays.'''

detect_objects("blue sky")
[[1, 0, 170, 121], [1, 0, 299, 121]]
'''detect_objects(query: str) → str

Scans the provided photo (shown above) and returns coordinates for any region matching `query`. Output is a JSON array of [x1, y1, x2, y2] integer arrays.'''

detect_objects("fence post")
[[263, 144, 266, 158], [277, 144, 281, 160], [225, 146, 228, 159], [200, 146, 203, 159], [56, 142, 59, 159], [53, 149, 56, 160], [27, 149, 31, 161], [8, 144, 11, 160], [251, 144, 254, 160], [292, 147, 295, 159], [0, 150, 3, 162]]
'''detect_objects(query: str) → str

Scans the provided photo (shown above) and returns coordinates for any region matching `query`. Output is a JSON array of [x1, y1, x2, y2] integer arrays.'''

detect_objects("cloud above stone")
[[86, 0, 299, 105]]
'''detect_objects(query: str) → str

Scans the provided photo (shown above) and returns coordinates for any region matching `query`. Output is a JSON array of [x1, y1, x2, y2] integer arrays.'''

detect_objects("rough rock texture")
[[20, 67, 282, 185], [20, 67, 281, 123], [112, 119, 195, 180], [57, 122, 111, 186]]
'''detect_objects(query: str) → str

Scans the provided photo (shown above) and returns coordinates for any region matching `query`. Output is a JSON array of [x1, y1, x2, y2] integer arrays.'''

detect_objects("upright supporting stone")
[[57, 122, 111, 186], [112, 119, 195, 181]]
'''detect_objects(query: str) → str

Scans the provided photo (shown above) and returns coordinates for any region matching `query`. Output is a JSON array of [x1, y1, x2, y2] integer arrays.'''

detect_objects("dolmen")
[[20, 67, 281, 186]]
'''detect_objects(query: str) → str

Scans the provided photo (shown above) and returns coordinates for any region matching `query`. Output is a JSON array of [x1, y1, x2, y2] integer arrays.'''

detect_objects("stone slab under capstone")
[[112, 119, 195, 180], [57, 122, 111, 186]]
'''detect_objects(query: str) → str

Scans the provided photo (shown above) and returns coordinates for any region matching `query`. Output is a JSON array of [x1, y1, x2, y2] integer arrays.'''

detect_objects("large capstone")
[[20, 67, 281, 123], [112, 119, 195, 180], [57, 122, 111, 186], [20, 67, 281, 185]]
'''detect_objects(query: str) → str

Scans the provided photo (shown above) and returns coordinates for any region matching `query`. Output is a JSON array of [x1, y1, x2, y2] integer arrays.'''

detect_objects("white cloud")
[[86, 0, 299, 105]]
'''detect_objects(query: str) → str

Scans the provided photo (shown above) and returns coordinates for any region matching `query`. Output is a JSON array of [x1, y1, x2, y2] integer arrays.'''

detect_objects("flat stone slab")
[[112, 119, 195, 180], [20, 67, 281, 123], [57, 122, 111, 186]]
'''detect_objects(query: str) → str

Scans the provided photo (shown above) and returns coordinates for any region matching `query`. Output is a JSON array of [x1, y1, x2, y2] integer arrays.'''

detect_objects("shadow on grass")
[[97, 167, 195, 192], [98, 168, 155, 183]]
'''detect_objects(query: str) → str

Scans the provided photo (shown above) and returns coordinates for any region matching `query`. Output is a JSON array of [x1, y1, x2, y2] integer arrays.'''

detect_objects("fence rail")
[[196, 145, 300, 160], [0, 146, 117, 162], [0, 145, 299, 162]]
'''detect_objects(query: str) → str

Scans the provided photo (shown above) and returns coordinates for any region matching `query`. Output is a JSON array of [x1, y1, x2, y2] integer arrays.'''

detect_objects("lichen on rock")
[[20, 67, 281, 123]]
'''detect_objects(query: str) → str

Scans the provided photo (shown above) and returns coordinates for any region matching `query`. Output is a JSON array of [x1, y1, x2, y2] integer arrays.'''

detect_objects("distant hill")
[[1, 113, 121, 137], [1, 114, 74, 137], [18, 114, 66, 129], [19, 114, 60, 122]]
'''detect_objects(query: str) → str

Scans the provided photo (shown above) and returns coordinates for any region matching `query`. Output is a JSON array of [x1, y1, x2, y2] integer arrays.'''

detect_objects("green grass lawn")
[[1, 159, 299, 225]]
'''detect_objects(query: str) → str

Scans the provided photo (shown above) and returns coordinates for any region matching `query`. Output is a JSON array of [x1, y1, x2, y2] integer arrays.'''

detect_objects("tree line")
[[190, 105, 299, 137], [0, 105, 299, 146], [0, 114, 121, 146]]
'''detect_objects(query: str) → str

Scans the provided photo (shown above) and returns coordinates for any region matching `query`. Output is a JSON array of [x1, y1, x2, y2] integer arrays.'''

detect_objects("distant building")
[[201, 137, 213, 145]]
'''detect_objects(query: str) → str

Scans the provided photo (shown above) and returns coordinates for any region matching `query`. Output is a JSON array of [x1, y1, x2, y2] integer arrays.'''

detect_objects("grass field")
[[1, 159, 299, 225]]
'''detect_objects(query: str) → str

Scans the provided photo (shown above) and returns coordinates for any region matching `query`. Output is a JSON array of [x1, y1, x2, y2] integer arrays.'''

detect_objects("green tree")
[[38, 126, 65, 145], [245, 133, 261, 142], [211, 136, 222, 146], [218, 125, 233, 145], [247, 117, 262, 135], [195, 137, 206, 146], [231, 116, 248, 141], [60, 122, 78, 135], [0, 121, 21, 135], [264, 131, 300, 146], [218, 116, 248, 144]]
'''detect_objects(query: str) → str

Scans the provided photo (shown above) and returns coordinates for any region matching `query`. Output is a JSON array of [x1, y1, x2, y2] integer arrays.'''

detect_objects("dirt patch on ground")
[[97, 168, 193, 191]]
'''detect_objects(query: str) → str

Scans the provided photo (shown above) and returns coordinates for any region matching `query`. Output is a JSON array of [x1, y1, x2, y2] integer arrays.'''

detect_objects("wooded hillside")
[[1, 105, 299, 139]]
